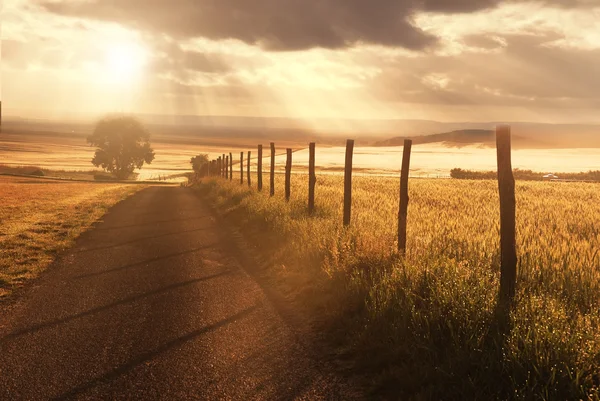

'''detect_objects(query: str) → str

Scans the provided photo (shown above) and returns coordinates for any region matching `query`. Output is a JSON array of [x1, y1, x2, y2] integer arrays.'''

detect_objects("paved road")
[[0, 187, 359, 400]]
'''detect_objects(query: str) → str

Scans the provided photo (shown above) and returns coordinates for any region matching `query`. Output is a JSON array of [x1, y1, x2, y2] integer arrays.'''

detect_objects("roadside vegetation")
[[0, 164, 127, 181], [194, 174, 600, 400], [451, 167, 600, 181], [0, 176, 144, 298]]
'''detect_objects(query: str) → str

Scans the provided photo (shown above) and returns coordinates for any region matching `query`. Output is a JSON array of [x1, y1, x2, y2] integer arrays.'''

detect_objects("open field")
[[3, 128, 600, 182], [195, 173, 600, 399], [0, 176, 144, 298], [0, 128, 304, 182]]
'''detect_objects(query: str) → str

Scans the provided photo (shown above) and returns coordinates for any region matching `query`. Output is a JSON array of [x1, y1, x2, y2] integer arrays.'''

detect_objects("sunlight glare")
[[104, 42, 148, 83]]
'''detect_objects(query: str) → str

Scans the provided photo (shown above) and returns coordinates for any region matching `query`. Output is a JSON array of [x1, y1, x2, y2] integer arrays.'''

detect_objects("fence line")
[[496, 126, 517, 309], [198, 127, 519, 312], [308, 142, 316, 215], [398, 139, 412, 254], [240, 152, 244, 185], [285, 148, 292, 202], [257, 145, 263, 192], [247, 151, 252, 187], [343, 139, 355, 227], [270, 142, 276, 197]]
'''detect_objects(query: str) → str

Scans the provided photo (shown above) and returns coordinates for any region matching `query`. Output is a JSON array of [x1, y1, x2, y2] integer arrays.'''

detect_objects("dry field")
[[3, 128, 600, 181], [196, 173, 600, 400], [0, 176, 144, 298], [0, 129, 303, 181]]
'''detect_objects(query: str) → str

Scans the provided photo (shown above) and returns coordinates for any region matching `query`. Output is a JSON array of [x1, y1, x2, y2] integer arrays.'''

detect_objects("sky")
[[3, 0, 600, 123]]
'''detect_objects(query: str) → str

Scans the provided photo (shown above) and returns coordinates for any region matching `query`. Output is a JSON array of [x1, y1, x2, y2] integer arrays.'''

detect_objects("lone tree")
[[88, 116, 155, 180], [191, 154, 210, 174]]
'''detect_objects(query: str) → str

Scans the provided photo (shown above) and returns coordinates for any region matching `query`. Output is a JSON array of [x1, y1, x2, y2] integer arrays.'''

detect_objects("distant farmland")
[[2, 122, 600, 180]]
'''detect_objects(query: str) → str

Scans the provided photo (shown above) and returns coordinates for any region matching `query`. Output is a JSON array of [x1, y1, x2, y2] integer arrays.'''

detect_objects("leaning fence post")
[[240, 152, 244, 185], [258, 145, 263, 192], [285, 148, 292, 201], [270, 142, 276, 197], [247, 151, 252, 187], [308, 142, 316, 214], [496, 125, 517, 309], [343, 139, 354, 226], [229, 153, 233, 181], [398, 139, 412, 254]]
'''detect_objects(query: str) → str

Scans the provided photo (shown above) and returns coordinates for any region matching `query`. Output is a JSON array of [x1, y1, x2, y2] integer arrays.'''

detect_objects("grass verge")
[[194, 174, 600, 400], [0, 176, 145, 298]]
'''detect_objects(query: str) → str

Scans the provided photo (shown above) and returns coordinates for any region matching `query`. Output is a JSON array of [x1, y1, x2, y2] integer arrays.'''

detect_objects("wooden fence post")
[[229, 153, 233, 181], [225, 155, 229, 179], [240, 152, 244, 185], [218, 157, 222, 177], [343, 139, 354, 226], [270, 142, 275, 197], [285, 148, 292, 202], [247, 151, 252, 187], [222, 154, 225, 178], [398, 139, 413, 254], [258, 145, 263, 192], [497, 125, 517, 309], [308, 142, 316, 214]]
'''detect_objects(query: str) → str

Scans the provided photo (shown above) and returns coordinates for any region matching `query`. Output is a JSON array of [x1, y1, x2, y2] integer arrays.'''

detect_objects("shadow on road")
[[1, 270, 234, 342], [51, 305, 259, 400], [75, 227, 214, 254], [73, 244, 215, 280], [94, 214, 212, 231]]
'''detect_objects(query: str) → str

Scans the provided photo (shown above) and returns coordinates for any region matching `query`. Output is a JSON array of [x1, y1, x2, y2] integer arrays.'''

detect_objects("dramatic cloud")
[[4, 0, 600, 122], [39, 0, 599, 52], [39, 0, 500, 51], [370, 32, 600, 112]]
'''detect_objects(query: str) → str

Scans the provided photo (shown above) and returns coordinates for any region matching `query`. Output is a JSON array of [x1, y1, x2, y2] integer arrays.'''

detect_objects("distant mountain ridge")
[[5, 116, 600, 148], [374, 129, 496, 147], [373, 129, 576, 149]]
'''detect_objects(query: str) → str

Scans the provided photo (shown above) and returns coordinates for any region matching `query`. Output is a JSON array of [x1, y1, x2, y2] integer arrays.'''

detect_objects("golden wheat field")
[[197, 173, 600, 399], [0, 176, 144, 298]]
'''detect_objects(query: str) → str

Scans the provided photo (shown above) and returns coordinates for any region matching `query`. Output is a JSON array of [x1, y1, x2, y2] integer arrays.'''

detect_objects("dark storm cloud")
[[370, 33, 600, 108], [420, 0, 501, 12], [39, 0, 514, 51]]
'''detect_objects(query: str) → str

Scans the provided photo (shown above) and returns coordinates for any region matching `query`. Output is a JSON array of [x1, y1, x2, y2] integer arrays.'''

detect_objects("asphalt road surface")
[[0, 187, 361, 400]]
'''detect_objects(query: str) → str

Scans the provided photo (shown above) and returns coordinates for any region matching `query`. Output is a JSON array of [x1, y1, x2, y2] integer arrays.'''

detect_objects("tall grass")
[[0, 176, 144, 298], [195, 173, 600, 400]]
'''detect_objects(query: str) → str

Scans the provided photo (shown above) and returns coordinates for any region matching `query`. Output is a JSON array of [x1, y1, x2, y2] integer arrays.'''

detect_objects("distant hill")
[[5, 115, 600, 148], [373, 129, 566, 149], [374, 129, 498, 147]]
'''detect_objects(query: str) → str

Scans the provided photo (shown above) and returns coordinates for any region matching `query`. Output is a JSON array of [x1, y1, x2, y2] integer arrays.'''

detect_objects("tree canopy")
[[191, 154, 210, 174], [87, 116, 155, 180]]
